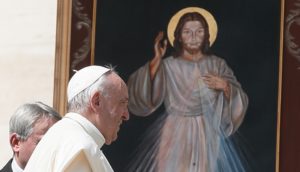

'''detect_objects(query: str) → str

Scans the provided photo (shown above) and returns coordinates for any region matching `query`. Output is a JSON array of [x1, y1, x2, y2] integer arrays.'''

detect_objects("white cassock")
[[127, 55, 249, 172], [24, 113, 113, 172]]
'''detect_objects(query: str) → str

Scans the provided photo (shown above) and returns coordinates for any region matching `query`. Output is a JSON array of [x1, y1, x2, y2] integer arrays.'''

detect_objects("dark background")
[[94, 0, 281, 171]]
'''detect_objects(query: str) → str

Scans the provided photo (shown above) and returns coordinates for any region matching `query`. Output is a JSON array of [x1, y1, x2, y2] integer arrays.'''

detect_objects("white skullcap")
[[67, 65, 110, 102]]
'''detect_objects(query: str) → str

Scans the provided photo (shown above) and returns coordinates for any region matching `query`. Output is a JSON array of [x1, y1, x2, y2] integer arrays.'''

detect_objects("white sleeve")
[[63, 151, 92, 172]]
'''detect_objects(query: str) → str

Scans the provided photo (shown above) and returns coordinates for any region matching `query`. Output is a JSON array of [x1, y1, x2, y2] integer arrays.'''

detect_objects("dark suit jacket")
[[0, 159, 13, 172]]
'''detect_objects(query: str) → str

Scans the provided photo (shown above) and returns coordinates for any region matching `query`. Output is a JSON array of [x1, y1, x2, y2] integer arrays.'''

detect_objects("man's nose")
[[122, 108, 130, 121], [191, 32, 196, 40]]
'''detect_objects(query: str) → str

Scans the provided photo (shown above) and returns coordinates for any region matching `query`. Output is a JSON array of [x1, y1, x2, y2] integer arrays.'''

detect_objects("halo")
[[167, 7, 218, 47]]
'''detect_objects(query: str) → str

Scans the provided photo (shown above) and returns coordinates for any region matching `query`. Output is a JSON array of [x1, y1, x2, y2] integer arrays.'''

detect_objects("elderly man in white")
[[24, 65, 129, 172]]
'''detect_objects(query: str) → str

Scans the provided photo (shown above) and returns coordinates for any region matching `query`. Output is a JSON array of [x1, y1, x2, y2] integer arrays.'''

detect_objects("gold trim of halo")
[[167, 7, 218, 47]]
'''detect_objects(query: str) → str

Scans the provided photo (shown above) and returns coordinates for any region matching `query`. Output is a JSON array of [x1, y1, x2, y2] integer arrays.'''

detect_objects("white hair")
[[9, 102, 61, 141], [67, 69, 115, 113]]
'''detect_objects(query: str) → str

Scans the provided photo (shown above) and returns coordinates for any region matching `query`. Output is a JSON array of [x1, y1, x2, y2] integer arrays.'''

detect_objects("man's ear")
[[91, 92, 101, 111], [10, 133, 20, 153]]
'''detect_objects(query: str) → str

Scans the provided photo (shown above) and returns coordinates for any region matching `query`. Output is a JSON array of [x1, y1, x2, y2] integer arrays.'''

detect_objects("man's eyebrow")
[[120, 97, 129, 102]]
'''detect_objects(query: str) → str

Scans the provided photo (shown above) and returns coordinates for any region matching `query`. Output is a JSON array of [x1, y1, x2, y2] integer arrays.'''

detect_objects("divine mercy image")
[[126, 7, 249, 172]]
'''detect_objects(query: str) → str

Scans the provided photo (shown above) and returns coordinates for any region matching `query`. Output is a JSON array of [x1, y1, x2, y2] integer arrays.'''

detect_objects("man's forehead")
[[183, 21, 203, 26]]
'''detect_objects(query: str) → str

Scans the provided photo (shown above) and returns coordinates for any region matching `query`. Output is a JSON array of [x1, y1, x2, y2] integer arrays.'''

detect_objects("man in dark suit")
[[0, 159, 13, 172], [0, 102, 61, 172]]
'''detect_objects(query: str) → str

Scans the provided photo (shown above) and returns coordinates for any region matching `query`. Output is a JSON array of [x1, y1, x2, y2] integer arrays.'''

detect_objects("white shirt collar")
[[11, 157, 23, 172], [64, 112, 106, 147]]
